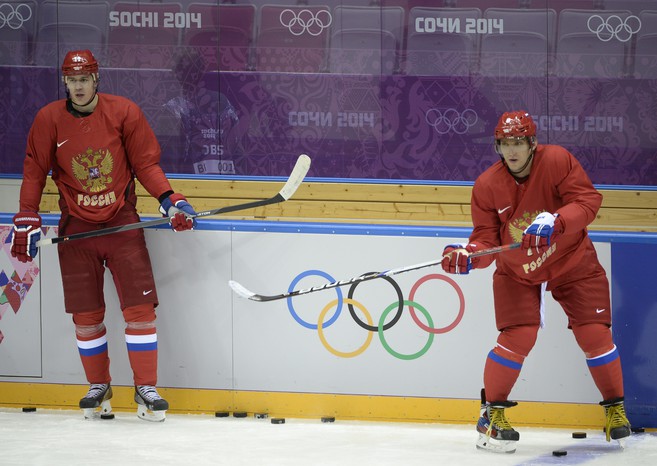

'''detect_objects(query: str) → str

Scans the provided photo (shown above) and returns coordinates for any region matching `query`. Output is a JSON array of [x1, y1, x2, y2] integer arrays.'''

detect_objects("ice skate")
[[134, 385, 169, 422], [601, 397, 631, 448], [476, 399, 520, 454], [79, 383, 113, 420]]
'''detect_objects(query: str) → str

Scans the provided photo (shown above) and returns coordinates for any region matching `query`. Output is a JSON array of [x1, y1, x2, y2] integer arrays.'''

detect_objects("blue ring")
[[287, 270, 343, 329]]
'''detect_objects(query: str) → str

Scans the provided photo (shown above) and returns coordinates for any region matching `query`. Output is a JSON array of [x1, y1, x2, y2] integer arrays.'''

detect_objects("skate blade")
[[476, 433, 517, 454], [616, 437, 627, 450], [137, 404, 166, 422], [82, 400, 113, 420]]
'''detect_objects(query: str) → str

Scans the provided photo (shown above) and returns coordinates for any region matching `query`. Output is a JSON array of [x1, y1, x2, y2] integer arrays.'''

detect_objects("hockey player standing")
[[10, 50, 197, 422], [441, 110, 630, 452]]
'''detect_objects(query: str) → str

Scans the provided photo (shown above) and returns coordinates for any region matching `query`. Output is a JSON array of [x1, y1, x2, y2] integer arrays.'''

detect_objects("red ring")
[[408, 274, 465, 334]]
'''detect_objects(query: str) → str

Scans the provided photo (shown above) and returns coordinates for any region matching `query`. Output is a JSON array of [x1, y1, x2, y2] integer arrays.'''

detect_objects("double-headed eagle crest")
[[509, 211, 543, 243], [72, 148, 113, 192]]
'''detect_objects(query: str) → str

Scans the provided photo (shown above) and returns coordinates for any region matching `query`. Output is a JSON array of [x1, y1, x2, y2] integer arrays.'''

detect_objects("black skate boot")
[[135, 385, 169, 422], [79, 383, 113, 420], [476, 389, 519, 453], [601, 397, 631, 448]]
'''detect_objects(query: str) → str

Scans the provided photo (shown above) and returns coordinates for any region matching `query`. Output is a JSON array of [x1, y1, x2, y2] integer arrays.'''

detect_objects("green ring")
[[378, 300, 434, 360]]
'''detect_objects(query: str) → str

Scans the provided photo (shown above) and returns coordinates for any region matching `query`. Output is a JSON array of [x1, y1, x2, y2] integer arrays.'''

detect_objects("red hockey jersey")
[[469, 144, 602, 285], [20, 94, 172, 223]]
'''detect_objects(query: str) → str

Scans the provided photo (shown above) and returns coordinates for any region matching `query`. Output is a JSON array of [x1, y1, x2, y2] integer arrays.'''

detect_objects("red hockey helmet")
[[62, 50, 99, 78], [494, 110, 536, 140]]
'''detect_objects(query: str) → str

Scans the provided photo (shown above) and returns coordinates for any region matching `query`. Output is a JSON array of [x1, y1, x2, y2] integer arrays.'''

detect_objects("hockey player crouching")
[[441, 110, 630, 452], [10, 50, 198, 421]]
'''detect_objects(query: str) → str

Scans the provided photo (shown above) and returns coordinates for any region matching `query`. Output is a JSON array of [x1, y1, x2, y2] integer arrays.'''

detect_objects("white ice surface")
[[1, 408, 656, 466]]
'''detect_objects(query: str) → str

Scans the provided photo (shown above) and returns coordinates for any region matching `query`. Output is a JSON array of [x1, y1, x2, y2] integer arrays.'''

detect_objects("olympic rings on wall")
[[287, 270, 466, 360], [0, 3, 32, 30], [587, 15, 641, 43], [425, 108, 478, 135], [279, 8, 332, 37]]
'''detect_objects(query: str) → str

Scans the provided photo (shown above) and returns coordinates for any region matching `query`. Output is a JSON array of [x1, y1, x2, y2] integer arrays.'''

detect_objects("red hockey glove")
[[441, 243, 479, 275], [159, 193, 197, 232], [522, 212, 561, 255], [11, 211, 42, 262]]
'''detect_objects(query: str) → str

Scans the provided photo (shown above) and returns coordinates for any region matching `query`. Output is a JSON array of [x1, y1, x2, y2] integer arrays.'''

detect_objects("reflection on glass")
[[161, 49, 239, 175]]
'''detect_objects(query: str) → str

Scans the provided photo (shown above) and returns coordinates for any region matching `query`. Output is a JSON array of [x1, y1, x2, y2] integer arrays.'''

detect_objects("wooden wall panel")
[[39, 178, 657, 232]]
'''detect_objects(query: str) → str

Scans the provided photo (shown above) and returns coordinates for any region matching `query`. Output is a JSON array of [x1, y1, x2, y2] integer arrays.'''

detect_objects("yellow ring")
[[317, 298, 373, 358]]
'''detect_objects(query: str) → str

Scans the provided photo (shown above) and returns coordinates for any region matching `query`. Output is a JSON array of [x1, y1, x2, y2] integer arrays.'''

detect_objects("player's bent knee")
[[497, 324, 540, 357], [123, 303, 156, 324], [571, 323, 614, 356], [72, 307, 105, 326]]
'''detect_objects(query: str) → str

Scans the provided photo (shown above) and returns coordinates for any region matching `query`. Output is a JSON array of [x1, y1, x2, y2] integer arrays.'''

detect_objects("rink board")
[[0, 216, 655, 427]]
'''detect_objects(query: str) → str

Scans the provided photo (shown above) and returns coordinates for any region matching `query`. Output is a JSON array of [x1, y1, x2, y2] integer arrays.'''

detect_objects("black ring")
[[347, 273, 403, 332]]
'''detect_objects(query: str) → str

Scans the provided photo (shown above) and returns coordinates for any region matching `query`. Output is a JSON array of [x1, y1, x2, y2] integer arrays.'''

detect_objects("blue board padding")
[[612, 242, 657, 428]]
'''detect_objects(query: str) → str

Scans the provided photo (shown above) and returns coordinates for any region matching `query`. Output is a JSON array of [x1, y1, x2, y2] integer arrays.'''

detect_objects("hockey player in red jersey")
[[10, 50, 197, 422], [441, 110, 630, 452]]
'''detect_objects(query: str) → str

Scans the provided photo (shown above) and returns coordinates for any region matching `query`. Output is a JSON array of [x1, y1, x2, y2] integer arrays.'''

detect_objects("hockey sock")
[[73, 309, 110, 384], [484, 347, 524, 402], [572, 323, 624, 400], [484, 325, 538, 402], [124, 304, 158, 386], [587, 346, 623, 400]]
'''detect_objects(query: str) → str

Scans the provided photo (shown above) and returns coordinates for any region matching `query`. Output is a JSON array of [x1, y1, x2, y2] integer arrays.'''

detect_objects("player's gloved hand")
[[441, 243, 478, 275], [522, 212, 559, 254], [159, 193, 197, 232], [11, 211, 42, 263]]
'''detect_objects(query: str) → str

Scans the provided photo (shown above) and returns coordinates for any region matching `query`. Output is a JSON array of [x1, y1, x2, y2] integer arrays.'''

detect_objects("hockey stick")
[[36, 154, 311, 247], [229, 242, 521, 302]]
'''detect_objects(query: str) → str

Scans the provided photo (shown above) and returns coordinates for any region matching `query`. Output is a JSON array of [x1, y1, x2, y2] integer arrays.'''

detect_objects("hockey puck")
[[100, 413, 115, 420], [271, 418, 285, 424], [22, 407, 36, 413], [233, 411, 248, 418], [214, 411, 230, 418], [631, 427, 645, 433], [572, 432, 587, 439], [552, 450, 567, 456], [255, 413, 268, 419], [321, 416, 335, 423]]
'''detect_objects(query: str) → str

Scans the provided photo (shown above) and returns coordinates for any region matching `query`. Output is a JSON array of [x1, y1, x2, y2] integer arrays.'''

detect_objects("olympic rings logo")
[[587, 15, 641, 43], [425, 108, 478, 135], [286, 270, 466, 360], [279, 8, 332, 37], [0, 3, 32, 29]]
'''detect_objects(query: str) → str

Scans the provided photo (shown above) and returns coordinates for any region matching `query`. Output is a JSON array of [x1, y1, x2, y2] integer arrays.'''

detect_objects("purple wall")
[[1, 0, 656, 185]]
